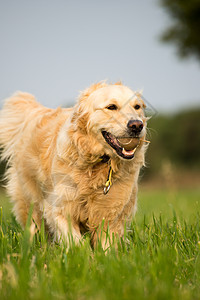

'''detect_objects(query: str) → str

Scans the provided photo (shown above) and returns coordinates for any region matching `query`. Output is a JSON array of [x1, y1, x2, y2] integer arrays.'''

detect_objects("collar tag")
[[103, 166, 113, 195]]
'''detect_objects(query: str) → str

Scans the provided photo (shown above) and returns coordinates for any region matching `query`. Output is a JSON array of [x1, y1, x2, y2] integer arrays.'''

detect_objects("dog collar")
[[99, 154, 110, 163]]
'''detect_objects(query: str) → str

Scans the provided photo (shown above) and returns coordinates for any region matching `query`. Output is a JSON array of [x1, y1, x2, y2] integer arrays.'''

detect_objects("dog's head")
[[68, 82, 147, 162]]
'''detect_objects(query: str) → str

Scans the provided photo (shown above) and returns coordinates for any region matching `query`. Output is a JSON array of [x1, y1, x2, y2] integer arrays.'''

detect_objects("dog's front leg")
[[43, 189, 81, 245], [91, 219, 125, 251]]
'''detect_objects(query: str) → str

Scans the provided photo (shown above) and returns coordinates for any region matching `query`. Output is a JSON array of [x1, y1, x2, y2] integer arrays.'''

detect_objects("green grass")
[[0, 188, 200, 300]]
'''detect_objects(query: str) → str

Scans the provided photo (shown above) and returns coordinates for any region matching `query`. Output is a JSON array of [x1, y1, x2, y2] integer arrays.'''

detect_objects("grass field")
[[0, 187, 200, 300]]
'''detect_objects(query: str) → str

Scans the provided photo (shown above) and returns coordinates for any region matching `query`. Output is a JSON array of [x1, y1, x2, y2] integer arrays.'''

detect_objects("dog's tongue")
[[117, 137, 140, 151]]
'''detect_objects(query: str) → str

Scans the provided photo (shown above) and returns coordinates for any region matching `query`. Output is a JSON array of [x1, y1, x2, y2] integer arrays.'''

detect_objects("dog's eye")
[[106, 104, 118, 110], [134, 104, 141, 110]]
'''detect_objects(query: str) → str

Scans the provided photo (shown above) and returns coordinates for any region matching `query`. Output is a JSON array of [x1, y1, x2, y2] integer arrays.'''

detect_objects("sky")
[[0, 0, 200, 114]]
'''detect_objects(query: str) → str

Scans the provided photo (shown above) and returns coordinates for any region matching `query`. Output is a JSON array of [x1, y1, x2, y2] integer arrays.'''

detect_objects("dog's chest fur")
[[51, 155, 141, 232]]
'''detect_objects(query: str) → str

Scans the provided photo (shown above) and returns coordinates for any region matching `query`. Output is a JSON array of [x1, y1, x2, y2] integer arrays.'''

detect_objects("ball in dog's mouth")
[[101, 131, 140, 159]]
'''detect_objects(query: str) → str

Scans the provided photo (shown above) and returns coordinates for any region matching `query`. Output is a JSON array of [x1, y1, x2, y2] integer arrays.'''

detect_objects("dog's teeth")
[[122, 147, 137, 156]]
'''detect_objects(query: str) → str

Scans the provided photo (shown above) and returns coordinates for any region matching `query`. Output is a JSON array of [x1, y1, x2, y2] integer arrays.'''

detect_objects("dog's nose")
[[127, 120, 143, 134]]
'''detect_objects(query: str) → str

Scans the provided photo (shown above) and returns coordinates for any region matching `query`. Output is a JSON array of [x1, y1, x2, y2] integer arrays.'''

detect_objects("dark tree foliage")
[[160, 0, 200, 60], [145, 108, 200, 176]]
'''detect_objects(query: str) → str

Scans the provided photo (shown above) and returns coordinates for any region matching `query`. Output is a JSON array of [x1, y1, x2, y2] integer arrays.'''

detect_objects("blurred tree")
[[160, 0, 200, 60], [144, 108, 200, 179]]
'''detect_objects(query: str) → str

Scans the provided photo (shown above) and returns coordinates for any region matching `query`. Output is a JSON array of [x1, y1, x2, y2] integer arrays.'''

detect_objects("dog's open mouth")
[[102, 131, 140, 159]]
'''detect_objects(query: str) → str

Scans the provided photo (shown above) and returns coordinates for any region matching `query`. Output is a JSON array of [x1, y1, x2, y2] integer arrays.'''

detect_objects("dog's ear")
[[70, 105, 89, 134], [71, 82, 108, 133]]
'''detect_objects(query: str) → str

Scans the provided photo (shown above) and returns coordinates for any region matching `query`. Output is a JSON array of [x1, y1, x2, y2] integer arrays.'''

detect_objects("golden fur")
[[0, 82, 148, 248]]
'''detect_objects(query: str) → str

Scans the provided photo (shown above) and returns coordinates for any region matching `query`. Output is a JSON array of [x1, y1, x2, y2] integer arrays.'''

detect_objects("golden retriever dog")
[[0, 82, 148, 248]]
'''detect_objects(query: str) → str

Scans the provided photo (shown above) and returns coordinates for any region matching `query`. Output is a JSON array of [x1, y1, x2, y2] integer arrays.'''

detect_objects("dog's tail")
[[0, 92, 42, 161]]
